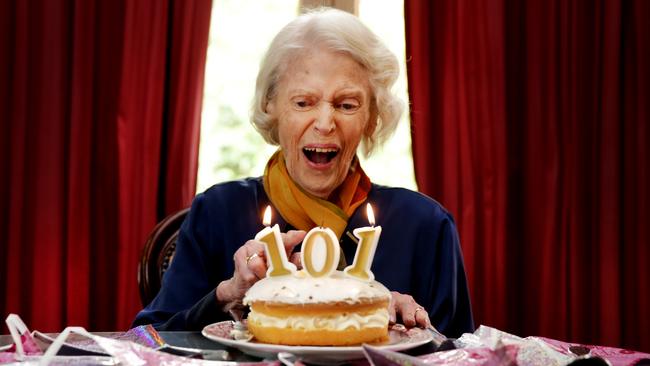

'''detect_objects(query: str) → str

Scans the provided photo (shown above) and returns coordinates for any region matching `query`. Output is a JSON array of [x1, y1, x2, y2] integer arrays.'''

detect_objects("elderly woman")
[[134, 8, 473, 338]]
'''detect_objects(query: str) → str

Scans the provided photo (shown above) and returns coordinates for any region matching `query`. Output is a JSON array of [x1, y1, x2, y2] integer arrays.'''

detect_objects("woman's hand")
[[216, 230, 306, 305], [389, 291, 431, 329]]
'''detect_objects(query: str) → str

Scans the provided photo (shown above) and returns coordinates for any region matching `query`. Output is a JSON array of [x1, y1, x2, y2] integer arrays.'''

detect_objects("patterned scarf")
[[262, 149, 371, 240]]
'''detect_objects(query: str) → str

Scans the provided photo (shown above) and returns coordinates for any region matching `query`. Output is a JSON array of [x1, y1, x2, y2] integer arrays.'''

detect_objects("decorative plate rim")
[[201, 321, 433, 362]]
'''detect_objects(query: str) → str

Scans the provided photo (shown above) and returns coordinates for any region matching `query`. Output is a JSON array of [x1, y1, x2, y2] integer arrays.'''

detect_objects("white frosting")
[[248, 307, 389, 330], [243, 270, 391, 305]]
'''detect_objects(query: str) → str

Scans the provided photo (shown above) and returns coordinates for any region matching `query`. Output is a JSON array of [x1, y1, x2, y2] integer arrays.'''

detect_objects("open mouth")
[[303, 147, 339, 164]]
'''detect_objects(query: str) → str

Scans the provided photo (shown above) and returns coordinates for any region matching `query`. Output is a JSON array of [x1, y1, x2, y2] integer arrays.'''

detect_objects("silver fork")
[[228, 305, 253, 341], [428, 324, 450, 348]]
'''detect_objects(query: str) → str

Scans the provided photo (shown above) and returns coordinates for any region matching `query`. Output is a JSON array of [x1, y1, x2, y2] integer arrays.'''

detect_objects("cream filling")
[[248, 308, 389, 331]]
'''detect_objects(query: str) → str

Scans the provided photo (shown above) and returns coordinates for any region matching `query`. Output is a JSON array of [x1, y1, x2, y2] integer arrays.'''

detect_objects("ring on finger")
[[246, 253, 259, 265]]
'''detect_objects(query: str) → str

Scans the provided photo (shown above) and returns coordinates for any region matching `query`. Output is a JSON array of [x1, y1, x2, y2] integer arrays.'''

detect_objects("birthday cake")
[[242, 269, 391, 346]]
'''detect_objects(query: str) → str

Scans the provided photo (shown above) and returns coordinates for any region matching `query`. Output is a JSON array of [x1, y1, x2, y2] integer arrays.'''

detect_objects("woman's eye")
[[336, 100, 360, 113], [292, 98, 313, 110]]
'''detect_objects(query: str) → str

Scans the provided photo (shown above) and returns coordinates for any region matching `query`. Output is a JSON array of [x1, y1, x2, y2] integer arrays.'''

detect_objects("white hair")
[[251, 8, 404, 157]]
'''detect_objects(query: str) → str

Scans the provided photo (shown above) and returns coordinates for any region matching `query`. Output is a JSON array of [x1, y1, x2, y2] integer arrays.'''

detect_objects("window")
[[197, 0, 416, 194]]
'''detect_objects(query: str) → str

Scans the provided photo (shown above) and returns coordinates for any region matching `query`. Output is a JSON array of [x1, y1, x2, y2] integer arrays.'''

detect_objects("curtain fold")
[[162, 0, 209, 215], [406, 0, 649, 352], [0, 0, 212, 331]]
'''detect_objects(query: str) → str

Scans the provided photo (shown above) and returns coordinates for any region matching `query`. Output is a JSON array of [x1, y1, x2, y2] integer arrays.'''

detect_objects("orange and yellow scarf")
[[262, 150, 371, 240]]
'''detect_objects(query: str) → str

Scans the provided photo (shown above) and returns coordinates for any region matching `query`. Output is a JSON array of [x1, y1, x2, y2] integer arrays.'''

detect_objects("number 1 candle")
[[255, 206, 296, 277], [344, 203, 381, 281]]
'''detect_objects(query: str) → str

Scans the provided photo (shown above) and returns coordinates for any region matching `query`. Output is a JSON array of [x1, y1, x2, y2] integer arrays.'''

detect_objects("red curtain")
[[406, 0, 649, 352], [0, 0, 212, 331]]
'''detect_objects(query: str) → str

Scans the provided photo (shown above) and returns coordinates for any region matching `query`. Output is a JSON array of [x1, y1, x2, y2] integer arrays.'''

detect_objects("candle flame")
[[366, 203, 375, 226], [263, 206, 272, 226]]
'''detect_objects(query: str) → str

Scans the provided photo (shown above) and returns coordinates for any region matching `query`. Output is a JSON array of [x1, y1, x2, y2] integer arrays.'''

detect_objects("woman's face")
[[267, 48, 372, 199]]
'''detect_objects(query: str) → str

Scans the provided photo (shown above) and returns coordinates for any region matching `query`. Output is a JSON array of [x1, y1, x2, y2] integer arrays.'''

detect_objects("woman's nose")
[[314, 103, 335, 134]]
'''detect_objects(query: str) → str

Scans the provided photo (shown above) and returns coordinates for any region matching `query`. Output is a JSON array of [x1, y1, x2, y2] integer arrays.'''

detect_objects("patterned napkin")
[[1, 314, 279, 365], [361, 325, 650, 366]]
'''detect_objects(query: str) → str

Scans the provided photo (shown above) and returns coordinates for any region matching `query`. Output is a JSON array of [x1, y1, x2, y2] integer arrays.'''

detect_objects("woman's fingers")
[[245, 251, 268, 279], [233, 240, 267, 284], [289, 252, 303, 269], [282, 230, 306, 253], [398, 299, 418, 328], [414, 306, 431, 328], [390, 291, 430, 328], [282, 230, 306, 269], [388, 294, 397, 324]]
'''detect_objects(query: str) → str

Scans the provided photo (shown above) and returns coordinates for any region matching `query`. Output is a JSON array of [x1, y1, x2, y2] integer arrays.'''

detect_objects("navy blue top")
[[133, 177, 474, 338]]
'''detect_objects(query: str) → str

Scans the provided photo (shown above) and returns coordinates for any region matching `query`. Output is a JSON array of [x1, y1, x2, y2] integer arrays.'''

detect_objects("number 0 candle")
[[301, 226, 340, 277], [344, 203, 381, 281], [255, 206, 296, 277]]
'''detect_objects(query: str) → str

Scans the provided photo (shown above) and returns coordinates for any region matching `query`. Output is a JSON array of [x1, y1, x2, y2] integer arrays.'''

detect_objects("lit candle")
[[301, 226, 340, 277], [255, 206, 296, 277], [344, 203, 381, 281]]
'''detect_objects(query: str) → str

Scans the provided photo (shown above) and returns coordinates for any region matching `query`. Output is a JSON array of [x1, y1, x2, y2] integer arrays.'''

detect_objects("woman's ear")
[[265, 99, 276, 115]]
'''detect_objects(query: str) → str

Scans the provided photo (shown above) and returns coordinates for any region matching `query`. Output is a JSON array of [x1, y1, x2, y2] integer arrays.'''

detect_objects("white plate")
[[202, 321, 433, 364]]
